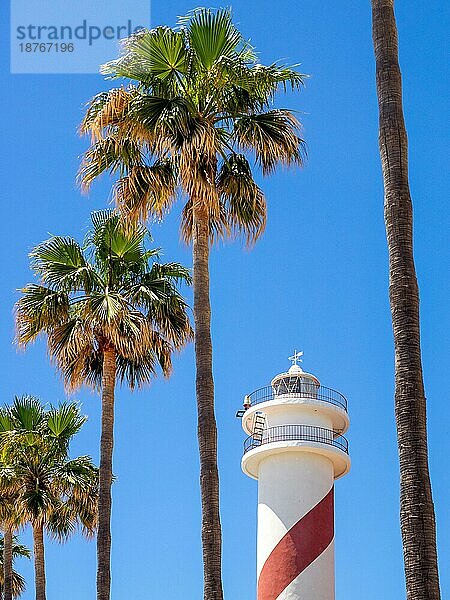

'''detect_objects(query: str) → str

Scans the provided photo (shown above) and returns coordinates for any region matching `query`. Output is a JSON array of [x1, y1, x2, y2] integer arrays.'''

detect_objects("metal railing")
[[245, 383, 347, 412], [243, 424, 349, 455]]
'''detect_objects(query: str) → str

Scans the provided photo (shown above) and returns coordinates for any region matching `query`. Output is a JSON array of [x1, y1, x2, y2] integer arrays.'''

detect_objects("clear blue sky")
[[1, 1, 449, 598]]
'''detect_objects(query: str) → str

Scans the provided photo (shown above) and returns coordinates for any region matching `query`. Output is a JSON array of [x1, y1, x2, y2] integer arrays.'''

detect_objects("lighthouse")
[[238, 351, 350, 600]]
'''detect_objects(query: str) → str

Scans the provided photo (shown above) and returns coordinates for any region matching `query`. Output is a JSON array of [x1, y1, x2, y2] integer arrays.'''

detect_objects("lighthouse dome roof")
[[270, 352, 320, 393]]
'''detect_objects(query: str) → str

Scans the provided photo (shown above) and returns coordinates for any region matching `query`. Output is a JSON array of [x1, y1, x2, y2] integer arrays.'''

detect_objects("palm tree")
[[0, 480, 28, 600], [371, 1, 440, 598], [0, 534, 30, 599], [78, 9, 305, 597], [0, 402, 35, 600], [0, 397, 98, 600], [15, 212, 192, 600]]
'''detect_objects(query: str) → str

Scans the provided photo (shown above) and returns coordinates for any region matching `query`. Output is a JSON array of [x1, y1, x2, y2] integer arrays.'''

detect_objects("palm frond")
[[129, 94, 195, 152], [239, 63, 306, 100], [0, 409, 17, 435], [148, 295, 193, 349], [15, 285, 69, 347], [233, 110, 306, 174], [61, 347, 103, 392], [180, 195, 228, 244], [45, 503, 77, 542], [30, 237, 95, 292], [47, 315, 93, 370], [114, 161, 178, 223], [218, 153, 267, 245], [79, 87, 135, 139], [9, 396, 45, 433], [78, 136, 142, 192], [88, 210, 147, 265], [11, 538, 31, 560], [101, 27, 187, 88], [48, 455, 98, 540], [116, 340, 173, 389], [46, 402, 87, 442], [184, 8, 248, 70], [87, 291, 130, 325], [148, 262, 192, 286]]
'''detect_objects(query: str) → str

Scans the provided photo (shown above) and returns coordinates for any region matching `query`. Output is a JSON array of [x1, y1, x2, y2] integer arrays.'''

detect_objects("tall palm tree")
[[0, 400, 38, 600], [0, 480, 28, 600], [0, 534, 30, 599], [0, 397, 98, 600], [78, 9, 305, 597], [15, 212, 192, 600], [371, 2, 440, 598]]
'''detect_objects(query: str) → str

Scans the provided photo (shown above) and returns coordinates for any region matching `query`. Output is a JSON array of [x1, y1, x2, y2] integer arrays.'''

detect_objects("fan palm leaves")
[[79, 8, 305, 598], [15, 212, 192, 600], [79, 9, 305, 244], [0, 534, 30, 599], [0, 397, 98, 600], [16, 213, 191, 390]]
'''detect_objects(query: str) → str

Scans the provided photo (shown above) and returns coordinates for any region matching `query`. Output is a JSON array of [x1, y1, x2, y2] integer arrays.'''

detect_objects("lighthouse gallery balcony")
[[245, 382, 348, 411], [243, 424, 349, 455]]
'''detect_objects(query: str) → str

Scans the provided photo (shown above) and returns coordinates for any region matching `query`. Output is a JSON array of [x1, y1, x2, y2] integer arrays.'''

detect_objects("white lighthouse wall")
[[282, 542, 335, 600], [263, 404, 333, 430], [257, 451, 334, 578]]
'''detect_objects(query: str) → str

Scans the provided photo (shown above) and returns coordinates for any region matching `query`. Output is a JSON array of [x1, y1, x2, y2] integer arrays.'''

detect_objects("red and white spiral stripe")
[[256, 453, 335, 600]]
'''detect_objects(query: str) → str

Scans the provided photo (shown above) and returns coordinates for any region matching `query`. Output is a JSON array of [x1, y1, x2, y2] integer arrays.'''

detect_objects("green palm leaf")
[[185, 8, 247, 69], [15, 285, 69, 346], [9, 396, 45, 433], [46, 403, 87, 441], [116, 344, 171, 389], [128, 27, 187, 79], [30, 237, 95, 292], [102, 27, 187, 85], [89, 210, 148, 266]]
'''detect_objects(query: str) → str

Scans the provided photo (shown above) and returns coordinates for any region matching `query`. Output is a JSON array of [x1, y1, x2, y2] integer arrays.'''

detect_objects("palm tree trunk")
[[192, 212, 224, 600], [371, 2, 441, 598], [33, 523, 46, 600], [97, 346, 116, 600], [3, 526, 13, 600]]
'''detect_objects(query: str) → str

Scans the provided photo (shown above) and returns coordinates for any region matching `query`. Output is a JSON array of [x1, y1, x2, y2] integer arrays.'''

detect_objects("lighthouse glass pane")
[[272, 376, 319, 398]]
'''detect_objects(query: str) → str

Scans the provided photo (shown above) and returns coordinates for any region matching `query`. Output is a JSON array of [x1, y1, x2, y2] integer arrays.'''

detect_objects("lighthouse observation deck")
[[243, 424, 349, 455], [246, 382, 347, 411]]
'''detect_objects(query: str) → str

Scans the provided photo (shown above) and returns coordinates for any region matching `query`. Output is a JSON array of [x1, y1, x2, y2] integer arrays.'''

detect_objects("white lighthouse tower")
[[239, 351, 350, 600]]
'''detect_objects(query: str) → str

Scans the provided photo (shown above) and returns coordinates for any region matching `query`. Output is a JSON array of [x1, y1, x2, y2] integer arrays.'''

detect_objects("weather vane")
[[288, 350, 303, 366]]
